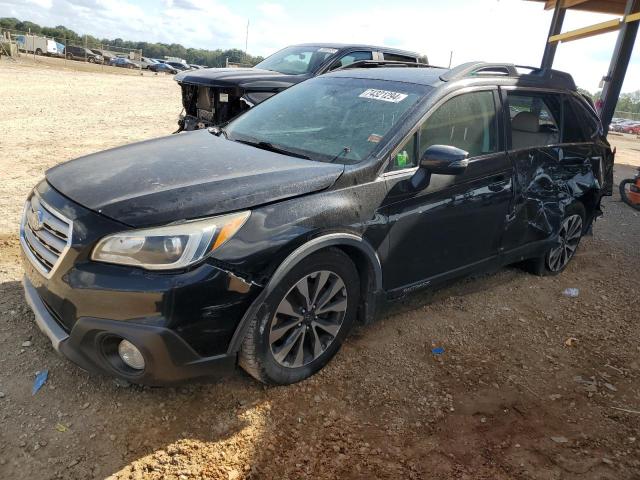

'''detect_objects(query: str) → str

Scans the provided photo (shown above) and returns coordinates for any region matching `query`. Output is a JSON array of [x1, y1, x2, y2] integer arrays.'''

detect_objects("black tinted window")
[[562, 97, 586, 143], [569, 96, 600, 139], [383, 53, 417, 63]]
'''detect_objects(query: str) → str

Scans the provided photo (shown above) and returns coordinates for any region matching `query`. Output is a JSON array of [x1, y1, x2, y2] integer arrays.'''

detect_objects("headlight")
[[91, 211, 249, 270]]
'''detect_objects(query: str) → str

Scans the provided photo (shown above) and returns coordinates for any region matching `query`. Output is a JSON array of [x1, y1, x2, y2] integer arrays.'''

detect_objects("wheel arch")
[[226, 233, 383, 354]]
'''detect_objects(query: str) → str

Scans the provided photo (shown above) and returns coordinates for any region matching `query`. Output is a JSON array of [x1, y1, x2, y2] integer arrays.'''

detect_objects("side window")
[[335, 51, 373, 69], [419, 91, 498, 158], [507, 92, 560, 150], [562, 96, 588, 143], [571, 97, 601, 139], [383, 53, 417, 63]]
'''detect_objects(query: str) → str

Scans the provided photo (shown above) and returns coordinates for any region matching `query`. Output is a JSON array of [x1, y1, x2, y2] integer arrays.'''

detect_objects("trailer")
[[14, 34, 58, 56]]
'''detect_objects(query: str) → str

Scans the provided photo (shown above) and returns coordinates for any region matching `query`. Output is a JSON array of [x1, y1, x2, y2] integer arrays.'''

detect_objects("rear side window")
[[562, 97, 587, 143], [570, 96, 600, 139], [507, 92, 560, 150], [419, 91, 498, 158], [383, 53, 417, 63]]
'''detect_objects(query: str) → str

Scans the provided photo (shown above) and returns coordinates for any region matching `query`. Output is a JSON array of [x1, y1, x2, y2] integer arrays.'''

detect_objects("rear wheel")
[[526, 202, 585, 276], [239, 248, 359, 385], [620, 179, 640, 210], [35, 48, 43, 56]]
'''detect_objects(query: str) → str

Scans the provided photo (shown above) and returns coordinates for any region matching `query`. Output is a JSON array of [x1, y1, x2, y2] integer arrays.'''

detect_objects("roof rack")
[[440, 61, 576, 91], [337, 60, 433, 70]]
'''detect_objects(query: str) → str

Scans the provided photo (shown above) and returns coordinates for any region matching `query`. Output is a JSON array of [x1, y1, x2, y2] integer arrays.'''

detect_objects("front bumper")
[[23, 275, 237, 385]]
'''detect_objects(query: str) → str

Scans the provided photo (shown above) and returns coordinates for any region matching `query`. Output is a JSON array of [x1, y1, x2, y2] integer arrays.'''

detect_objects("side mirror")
[[410, 145, 469, 191], [420, 145, 469, 175]]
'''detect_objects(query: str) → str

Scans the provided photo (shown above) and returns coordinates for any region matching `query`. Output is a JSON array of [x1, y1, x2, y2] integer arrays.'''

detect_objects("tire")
[[66, 53, 72, 60], [88, 57, 95, 63], [526, 202, 586, 276], [239, 248, 360, 385], [35, 48, 42, 56], [620, 179, 640, 210]]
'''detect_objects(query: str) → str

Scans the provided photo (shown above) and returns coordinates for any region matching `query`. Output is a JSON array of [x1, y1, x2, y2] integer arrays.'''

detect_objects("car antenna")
[[329, 146, 351, 163]]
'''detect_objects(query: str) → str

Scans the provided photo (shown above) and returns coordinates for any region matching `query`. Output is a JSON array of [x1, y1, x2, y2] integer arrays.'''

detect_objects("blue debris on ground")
[[32, 370, 48, 395]]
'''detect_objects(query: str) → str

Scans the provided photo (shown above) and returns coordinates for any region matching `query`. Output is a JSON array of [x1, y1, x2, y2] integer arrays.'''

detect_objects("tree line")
[[0, 17, 264, 67], [579, 88, 640, 116]]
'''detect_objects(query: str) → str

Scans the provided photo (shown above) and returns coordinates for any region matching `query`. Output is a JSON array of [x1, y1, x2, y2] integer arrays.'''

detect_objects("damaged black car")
[[21, 61, 613, 386], [174, 43, 427, 131]]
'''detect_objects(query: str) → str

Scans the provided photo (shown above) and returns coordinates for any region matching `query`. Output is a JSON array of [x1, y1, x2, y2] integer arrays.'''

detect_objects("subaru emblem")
[[27, 208, 45, 231]]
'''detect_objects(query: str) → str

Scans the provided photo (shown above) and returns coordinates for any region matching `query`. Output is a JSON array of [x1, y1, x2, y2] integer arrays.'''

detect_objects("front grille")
[[20, 194, 73, 278]]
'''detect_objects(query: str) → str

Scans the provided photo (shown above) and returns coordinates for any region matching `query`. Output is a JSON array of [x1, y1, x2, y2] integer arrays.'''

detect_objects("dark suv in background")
[[174, 43, 427, 131], [65, 45, 103, 63], [21, 61, 612, 386]]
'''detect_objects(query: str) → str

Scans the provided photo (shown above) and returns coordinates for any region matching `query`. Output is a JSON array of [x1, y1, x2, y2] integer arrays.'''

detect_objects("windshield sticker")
[[368, 134, 383, 143], [318, 48, 338, 54], [359, 89, 408, 103]]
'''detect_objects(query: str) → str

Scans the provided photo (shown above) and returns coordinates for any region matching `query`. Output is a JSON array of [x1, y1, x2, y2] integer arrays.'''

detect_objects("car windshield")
[[225, 77, 428, 164], [254, 45, 339, 75]]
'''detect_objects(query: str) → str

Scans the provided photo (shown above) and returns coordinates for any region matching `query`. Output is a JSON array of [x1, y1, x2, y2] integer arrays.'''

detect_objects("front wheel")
[[526, 203, 585, 276], [239, 248, 360, 385], [620, 179, 640, 210]]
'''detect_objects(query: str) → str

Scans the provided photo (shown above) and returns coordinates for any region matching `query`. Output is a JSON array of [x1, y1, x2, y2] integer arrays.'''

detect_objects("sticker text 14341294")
[[359, 89, 408, 103]]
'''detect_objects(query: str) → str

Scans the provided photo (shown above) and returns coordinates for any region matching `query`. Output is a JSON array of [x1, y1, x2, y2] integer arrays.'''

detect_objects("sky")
[[1, 0, 639, 93]]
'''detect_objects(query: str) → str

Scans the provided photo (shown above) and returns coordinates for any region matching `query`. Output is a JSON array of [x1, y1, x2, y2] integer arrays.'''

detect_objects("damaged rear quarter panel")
[[501, 142, 610, 251]]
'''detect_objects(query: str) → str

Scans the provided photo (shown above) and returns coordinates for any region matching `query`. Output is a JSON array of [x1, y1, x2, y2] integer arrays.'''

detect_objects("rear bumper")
[[23, 275, 237, 385]]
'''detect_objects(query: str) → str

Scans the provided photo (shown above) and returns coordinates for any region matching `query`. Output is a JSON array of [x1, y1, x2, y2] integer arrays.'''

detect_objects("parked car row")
[[610, 117, 640, 134]]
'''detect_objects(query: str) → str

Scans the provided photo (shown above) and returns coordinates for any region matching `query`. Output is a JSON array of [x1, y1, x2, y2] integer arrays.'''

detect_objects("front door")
[[381, 89, 513, 292]]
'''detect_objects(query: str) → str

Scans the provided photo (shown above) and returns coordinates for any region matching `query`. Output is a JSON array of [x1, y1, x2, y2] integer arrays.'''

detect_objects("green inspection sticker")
[[395, 150, 409, 167]]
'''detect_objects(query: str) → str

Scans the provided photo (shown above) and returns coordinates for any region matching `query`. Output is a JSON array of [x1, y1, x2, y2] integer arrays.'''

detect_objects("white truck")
[[14, 34, 58, 56]]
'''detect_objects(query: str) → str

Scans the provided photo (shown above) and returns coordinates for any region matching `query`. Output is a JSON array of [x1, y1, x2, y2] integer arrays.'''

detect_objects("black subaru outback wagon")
[[21, 61, 613, 385]]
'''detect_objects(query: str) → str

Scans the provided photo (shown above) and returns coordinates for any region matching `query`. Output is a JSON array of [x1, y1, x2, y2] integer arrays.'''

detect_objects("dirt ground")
[[0, 60, 639, 480]]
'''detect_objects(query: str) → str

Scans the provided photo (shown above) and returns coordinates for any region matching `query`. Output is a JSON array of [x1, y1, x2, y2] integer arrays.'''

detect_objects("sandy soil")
[[0, 61, 639, 480]]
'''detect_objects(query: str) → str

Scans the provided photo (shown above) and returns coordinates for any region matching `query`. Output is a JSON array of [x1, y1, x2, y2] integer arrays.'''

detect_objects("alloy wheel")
[[547, 214, 583, 272], [269, 270, 348, 368]]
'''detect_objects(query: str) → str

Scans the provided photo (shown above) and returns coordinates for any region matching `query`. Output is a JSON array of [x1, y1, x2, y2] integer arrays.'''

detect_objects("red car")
[[621, 122, 640, 134]]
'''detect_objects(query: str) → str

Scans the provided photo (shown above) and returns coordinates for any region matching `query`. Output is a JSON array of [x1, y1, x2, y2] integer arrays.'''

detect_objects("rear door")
[[381, 88, 513, 292], [500, 89, 606, 253]]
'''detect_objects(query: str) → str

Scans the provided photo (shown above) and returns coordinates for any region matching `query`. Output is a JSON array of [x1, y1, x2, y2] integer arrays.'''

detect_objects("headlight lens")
[[91, 211, 249, 270]]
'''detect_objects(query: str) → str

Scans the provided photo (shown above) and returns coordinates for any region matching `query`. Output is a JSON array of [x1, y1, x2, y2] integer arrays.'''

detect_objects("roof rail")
[[337, 60, 433, 70], [440, 61, 576, 91]]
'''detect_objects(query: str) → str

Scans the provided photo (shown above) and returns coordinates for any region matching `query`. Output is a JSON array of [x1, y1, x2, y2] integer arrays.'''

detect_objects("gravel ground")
[[0, 61, 639, 480]]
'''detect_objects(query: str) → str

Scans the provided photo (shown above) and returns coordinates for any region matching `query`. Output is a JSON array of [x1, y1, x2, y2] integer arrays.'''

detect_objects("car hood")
[[46, 130, 344, 228], [174, 67, 307, 89]]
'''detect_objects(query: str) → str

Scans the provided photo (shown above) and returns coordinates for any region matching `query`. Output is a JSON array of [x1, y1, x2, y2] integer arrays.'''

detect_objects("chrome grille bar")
[[20, 193, 73, 278]]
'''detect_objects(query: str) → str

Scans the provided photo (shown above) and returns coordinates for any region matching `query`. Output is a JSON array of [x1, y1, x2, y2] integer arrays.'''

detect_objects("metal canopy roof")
[[528, 0, 639, 132], [527, 0, 629, 15]]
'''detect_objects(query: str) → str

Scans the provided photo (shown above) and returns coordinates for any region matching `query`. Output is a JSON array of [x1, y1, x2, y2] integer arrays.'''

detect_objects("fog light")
[[118, 340, 145, 370]]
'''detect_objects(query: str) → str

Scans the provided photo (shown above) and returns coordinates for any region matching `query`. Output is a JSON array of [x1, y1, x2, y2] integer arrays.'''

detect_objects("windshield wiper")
[[236, 139, 310, 160]]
